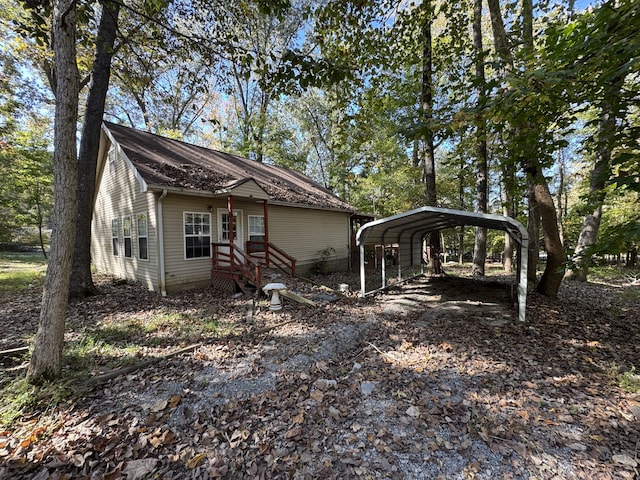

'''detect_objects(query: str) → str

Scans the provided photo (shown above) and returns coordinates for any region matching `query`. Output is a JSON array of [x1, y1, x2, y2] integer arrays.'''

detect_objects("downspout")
[[157, 189, 168, 296]]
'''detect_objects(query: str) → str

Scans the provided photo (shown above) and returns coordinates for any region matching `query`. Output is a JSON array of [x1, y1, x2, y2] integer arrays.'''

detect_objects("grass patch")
[[618, 367, 640, 393], [0, 375, 79, 429], [0, 267, 46, 294], [608, 364, 640, 393], [0, 252, 47, 294]]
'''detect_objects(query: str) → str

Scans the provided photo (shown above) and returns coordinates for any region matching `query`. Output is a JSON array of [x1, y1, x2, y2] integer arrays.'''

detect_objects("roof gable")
[[103, 122, 354, 212]]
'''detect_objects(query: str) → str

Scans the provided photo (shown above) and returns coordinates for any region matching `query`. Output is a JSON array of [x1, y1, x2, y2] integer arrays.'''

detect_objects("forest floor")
[[1, 264, 640, 479]]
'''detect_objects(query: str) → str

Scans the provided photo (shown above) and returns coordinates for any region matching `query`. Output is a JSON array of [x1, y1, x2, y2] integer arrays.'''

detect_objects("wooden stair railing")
[[212, 242, 262, 293], [246, 241, 296, 277]]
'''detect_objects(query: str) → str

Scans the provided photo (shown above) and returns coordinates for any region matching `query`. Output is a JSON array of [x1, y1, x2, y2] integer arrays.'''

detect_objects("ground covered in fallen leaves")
[[1, 267, 640, 479]]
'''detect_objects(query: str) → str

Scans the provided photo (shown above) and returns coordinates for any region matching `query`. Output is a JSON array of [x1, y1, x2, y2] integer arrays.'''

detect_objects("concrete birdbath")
[[262, 283, 287, 311]]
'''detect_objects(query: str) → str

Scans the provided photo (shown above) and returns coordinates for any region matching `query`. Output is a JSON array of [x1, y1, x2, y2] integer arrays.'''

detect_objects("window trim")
[[137, 212, 149, 261], [217, 208, 243, 244], [122, 215, 133, 258], [111, 218, 119, 256], [108, 147, 117, 173], [183, 211, 212, 260], [248, 215, 265, 242]]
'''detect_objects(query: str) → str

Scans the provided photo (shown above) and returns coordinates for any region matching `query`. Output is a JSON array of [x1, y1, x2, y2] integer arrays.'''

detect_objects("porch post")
[[263, 199, 269, 244]]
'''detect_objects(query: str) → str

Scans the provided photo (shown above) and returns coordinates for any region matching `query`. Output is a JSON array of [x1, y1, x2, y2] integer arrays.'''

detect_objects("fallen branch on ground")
[[0, 346, 29, 357]]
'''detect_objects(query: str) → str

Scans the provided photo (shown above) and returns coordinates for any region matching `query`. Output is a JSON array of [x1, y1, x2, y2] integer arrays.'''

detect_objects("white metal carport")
[[355, 206, 529, 322]]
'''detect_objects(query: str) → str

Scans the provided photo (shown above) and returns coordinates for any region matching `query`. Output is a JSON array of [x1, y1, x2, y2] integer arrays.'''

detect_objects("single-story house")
[[91, 122, 370, 294]]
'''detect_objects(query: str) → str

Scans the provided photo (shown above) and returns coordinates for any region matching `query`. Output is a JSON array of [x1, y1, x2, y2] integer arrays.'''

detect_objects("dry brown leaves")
[[1, 272, 639, 479]]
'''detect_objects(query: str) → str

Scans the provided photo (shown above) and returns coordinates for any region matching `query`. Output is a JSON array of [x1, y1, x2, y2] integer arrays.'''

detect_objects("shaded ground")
[[1, 269, 640, 479]]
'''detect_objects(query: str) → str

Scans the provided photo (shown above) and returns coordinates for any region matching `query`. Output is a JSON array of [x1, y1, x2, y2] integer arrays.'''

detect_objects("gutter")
[[157, 189, 168, 296]]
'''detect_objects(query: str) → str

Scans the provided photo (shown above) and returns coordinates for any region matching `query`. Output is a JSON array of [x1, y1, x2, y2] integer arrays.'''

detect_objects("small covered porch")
[[210, 178, 296, 294]]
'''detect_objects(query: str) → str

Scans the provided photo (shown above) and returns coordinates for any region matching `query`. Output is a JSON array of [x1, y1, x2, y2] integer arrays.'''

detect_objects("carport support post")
[[360, 243, 366, 296], [381, 245, 386, 288], [517, 237, 529, 323]]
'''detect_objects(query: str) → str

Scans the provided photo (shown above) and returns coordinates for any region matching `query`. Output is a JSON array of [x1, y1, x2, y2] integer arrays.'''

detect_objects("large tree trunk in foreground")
[[28, 0, 79, 384], [70, 0, 121, 298]]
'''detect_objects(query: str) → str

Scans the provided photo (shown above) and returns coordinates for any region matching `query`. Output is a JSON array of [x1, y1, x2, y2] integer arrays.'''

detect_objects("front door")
[[217, 209, 244, 265]]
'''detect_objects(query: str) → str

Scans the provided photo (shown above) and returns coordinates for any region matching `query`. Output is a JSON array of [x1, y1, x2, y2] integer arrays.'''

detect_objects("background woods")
[[0, 0, 638, 382]]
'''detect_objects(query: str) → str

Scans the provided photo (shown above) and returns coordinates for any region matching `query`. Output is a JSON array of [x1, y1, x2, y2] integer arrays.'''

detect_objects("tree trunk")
[[565, 78, 623, 281], [28, 0, 79, 384], [526, 159, 566, 297], [556, 151, 566, 244], [501, 162, 515, 272], [70, 0, 120, 298], [471, 0, 487, 276], [527, 186, 539, 283], [458, 156, 465, 265], [421, 1, 442, 275]]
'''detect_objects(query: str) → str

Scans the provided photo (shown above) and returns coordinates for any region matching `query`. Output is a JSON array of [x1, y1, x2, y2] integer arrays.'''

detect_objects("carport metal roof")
[[355, 206, 529, 322]]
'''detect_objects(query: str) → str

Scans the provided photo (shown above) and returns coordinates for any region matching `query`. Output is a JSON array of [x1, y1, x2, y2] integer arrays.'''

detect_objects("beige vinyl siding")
[[267, 205, 351, 270], [91, 142, 158, 290], [228, 180, 269, 200], [161, 197, 268, 290], [163, 196, 214, 290]]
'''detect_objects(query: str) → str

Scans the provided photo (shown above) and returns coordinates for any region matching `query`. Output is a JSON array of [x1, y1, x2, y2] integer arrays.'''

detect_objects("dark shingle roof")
[[104, 121, 355, 212]]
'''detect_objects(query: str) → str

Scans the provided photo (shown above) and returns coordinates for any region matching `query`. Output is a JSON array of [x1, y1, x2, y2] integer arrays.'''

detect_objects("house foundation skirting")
[[211, 270, 237, 294]]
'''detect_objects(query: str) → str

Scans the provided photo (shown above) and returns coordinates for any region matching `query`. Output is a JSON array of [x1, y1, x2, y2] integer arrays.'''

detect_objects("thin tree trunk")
[[28, 0, 79, 384], [486, 0, 516, 274], [458, 156, 465, 265], [565, 78, 623, 281], [501, 162, 515, 272], [70, 0, 120, 298], [556, 151, 566, 244], [526, 159, 567, 297], [527, 187, 539, 283], [472, 0, 487, 276], [421, 1, 442, 275]]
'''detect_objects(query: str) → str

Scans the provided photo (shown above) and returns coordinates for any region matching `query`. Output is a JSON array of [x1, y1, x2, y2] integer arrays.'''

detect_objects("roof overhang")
[[356, 206, 527, 247]]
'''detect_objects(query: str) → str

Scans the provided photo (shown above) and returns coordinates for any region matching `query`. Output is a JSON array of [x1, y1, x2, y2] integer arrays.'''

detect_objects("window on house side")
[[248, 215, 265, 242], [184, 212, 211, 259], [123, 215, 132, 258], [111, 218, 119, 256], [108, 147, 117, 173], [137, 213, 148, 260]]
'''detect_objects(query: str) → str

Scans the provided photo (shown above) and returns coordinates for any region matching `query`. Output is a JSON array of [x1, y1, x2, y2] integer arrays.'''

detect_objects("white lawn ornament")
[[262, 283, 286, 311]]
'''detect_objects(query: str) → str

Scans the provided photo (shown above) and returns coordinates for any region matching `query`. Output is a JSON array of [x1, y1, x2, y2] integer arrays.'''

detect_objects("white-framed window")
[[123, 215, 132, 258], [108, 147, 117, 173], [184, 212, 211, 259], [111, 218, 119, 256], [220, 211, 238, 241], [137, 212, 148, 260], [248, 215, 265, 242]]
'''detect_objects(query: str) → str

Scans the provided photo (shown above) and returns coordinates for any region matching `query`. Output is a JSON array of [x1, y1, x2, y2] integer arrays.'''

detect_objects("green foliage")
[[607, 364, 640, 394], [0, 119, 53, 247], [309, 246, 336, 275]]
